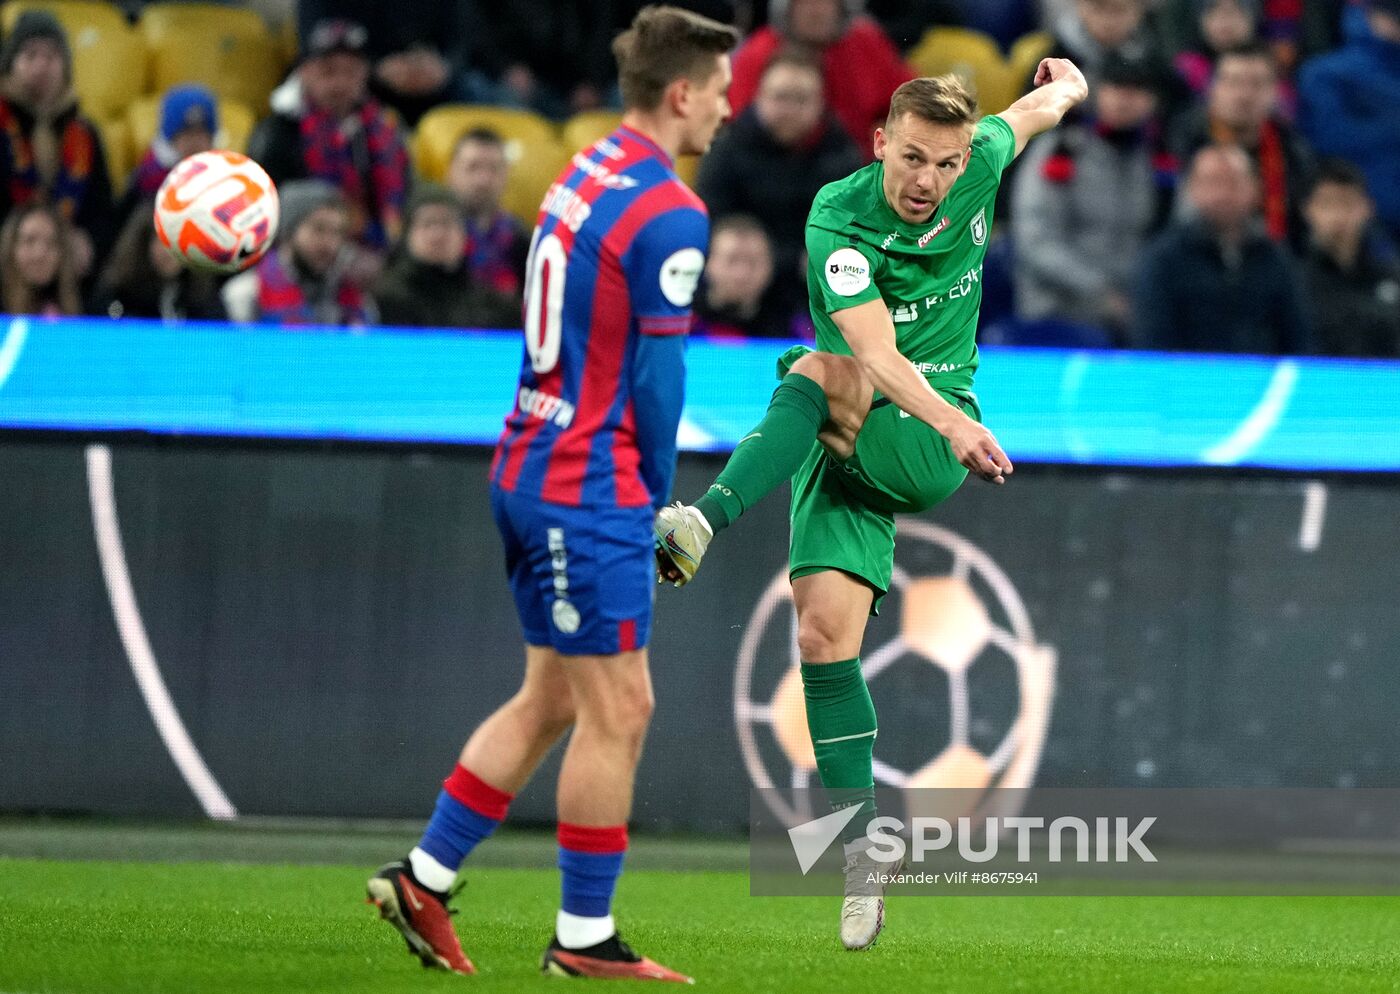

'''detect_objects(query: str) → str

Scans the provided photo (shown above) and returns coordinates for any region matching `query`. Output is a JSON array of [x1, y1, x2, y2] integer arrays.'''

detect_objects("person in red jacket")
[[729, 0, 914, 158]]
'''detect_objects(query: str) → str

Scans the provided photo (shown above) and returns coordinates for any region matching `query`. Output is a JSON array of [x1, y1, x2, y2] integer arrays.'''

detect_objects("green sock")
[[693, 373, 829, 533], [801, 658, 878, 845]]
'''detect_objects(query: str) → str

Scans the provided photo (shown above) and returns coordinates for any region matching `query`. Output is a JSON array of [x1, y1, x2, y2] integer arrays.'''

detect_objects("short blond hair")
[[885, 75, 979, 131]]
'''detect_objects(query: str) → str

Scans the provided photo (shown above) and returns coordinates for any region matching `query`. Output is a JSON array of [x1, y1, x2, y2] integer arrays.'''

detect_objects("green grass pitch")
[[1, 821, 1398, 994]]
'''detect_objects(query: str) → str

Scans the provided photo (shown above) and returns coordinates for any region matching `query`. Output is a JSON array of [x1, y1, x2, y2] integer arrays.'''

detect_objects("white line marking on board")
[[85, 444, 237, 820], [676, 415, 716, 450], [1299, 481, 1327, 552], [0, 316, 29, 390], [1201, 361, 1299, 466]]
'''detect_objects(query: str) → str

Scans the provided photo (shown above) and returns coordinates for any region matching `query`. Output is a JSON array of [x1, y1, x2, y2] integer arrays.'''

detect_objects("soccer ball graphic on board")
[[734, 520, 1057, 828]]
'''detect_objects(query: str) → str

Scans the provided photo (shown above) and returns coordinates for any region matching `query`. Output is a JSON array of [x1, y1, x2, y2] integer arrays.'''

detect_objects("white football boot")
[[653, 502, 712, 587], [839, 846, 903, 950]]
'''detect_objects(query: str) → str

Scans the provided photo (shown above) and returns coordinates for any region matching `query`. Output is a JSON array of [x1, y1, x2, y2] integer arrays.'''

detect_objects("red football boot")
[[541, 933, 693, 983], [366, 860, 475, 975]]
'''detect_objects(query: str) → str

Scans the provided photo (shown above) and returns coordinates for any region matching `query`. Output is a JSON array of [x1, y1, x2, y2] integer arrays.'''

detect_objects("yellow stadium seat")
[[97, 114, 130, 190], [908, 26, 1015, 114], [413, 105, 568, 226], [2, 1, 146, 121], [276, 14, 297, 74], [1008, 30, 1055, 90], [1, 0, 124, 35], [675, 155, 700, 188], [126, 95, 255, 158], [138, 3, 281, 112], [560, 110, 622, 154]]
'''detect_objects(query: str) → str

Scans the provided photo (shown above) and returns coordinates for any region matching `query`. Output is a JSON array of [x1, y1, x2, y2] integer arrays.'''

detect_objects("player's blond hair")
[[612, 6, 740, 112], [885, 75, 980, 132]]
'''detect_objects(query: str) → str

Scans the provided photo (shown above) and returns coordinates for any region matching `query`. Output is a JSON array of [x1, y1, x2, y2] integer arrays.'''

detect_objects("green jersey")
[[804, 114, 1017, 399]]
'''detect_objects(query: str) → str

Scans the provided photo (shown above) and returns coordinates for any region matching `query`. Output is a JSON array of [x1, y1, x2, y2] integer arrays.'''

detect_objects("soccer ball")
[[153, 150, 279, 273]]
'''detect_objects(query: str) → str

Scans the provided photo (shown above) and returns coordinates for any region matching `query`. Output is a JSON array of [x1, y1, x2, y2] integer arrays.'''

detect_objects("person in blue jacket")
[[1297, 0, 1400, 243]]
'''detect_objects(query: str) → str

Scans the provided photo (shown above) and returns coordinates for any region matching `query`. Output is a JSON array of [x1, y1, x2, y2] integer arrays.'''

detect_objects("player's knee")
[[789, 351, 855, 391], [517, 685, 576, 736], [574, 672, 653, 736], [541, 697, 578, 736], [789, 352, 868, 433], [797, 614, 848, 663], [601, 681, 654, 750], [616, 681, 655, 738]]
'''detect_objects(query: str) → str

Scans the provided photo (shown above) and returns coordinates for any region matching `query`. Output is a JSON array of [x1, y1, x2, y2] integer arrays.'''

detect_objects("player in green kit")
[[655, 60, 1088, 949]]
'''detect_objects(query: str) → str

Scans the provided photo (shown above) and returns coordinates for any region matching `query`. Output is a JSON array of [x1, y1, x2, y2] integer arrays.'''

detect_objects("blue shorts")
[[490, 487, 655, 656]]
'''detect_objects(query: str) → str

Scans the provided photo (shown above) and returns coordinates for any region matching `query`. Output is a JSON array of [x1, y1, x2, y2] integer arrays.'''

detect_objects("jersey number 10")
[[524, 231, 566, 375]]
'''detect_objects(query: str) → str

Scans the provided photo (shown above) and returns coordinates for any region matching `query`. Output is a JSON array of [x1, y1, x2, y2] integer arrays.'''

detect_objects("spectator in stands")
[[1011, 53, 1175, 339], [249, 19, 408, 252], [1297, 0, 1400, 243], [221, 179, 375, 327], [1171, 0, 1259, 99], [116, 85, 218, 231], [0, 11, 112, 276], [693, 215, 808, 339], [729, 0, 915, 156], [1133, 144, 1309, 354], [0, 201, 81, 316], [1299, 159, 1400, 358], [1170, 41, 1314, 248], [1040, 0, 1162, 86], [93, 198, 226, 322], [374, 185, 519, 329], [445, 128, 529, 303], [1159, 0, 1347, 71], [295, 0, 492, 125], [695, 49, 861, 304]]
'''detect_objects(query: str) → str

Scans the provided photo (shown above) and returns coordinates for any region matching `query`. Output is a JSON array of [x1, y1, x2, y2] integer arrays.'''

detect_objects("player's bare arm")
[[1000, 58, 1090, 158], [830, 298, 1013, 484]]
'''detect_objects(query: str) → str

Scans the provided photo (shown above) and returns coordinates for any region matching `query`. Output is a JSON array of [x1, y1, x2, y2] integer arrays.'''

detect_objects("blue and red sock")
[[409, 764, 513, 894], [556, 822, 627, 948]]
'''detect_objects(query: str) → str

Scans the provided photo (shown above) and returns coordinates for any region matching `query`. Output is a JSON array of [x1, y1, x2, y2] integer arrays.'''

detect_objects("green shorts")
[[780, 346, 980, 612]]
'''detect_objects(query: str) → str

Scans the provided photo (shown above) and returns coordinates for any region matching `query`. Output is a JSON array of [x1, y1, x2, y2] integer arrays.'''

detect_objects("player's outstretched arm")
[[832, 299, 1013, 484], [999, 58, 1090, 159]]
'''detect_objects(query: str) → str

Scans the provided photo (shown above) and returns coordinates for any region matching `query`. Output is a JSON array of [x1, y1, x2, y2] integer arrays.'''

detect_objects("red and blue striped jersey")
[[491, 125, 708, 509]]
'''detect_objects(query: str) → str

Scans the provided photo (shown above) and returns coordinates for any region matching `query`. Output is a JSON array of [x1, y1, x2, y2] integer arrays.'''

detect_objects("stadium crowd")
[[0, 0, 1396, 356]]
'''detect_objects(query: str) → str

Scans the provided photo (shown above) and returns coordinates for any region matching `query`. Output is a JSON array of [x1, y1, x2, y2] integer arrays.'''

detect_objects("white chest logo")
[[659, 247, 705, 307], [970, 207, 987, 246], [824, 247, 871, 296], [918, 216, 950, 248]]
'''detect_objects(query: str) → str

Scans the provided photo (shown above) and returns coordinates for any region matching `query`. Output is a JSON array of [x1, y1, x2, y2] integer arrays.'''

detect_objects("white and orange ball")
[[154, 151, 279, 273]]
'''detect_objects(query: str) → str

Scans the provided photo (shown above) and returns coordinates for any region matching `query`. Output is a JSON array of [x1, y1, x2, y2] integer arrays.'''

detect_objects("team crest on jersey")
[[970, 207, 987, 246], [825, 247, 871, 296]]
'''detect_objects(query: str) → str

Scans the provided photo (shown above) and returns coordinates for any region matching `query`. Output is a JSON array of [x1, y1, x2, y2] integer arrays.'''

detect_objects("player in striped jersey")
[[366, 7, 737, 983]]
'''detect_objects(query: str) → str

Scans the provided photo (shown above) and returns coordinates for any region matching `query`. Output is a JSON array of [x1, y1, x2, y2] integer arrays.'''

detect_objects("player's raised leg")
[[791, 569, 902, 950], [540, 648, 692, 983], [654, 350, 873, 587], [367, 647, 576, 974]]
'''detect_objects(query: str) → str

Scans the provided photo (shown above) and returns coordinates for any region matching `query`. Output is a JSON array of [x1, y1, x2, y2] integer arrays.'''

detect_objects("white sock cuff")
[[408, 846, 459, 894], [556, 909, 617, 950]]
